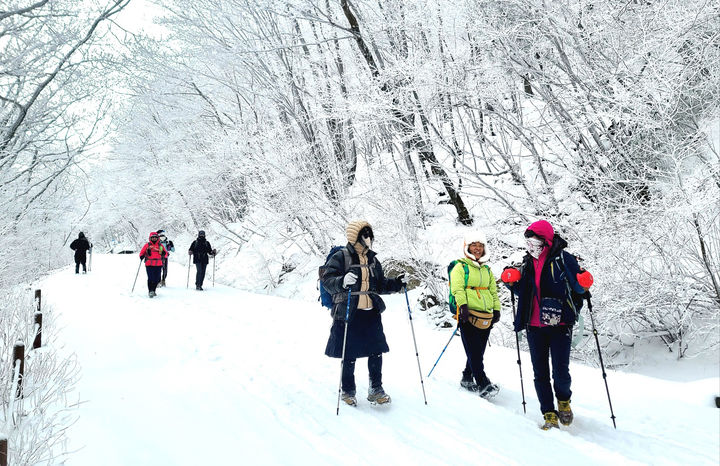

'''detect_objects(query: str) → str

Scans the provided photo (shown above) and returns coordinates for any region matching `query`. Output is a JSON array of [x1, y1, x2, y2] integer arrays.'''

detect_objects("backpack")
[[447, 260, 469, 318], [318, 246, 351, 308]]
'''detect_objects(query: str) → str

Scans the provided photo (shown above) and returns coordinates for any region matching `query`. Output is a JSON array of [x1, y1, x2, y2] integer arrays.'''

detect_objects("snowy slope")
[[41, 254, 718, 465]]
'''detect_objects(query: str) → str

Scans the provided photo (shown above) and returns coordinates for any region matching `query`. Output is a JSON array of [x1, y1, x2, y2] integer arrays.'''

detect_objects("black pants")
[[459, 322, 491, 386], [195, 262, 208, 287], [161, 257, 169, 281], [75, 259, 86, 273], [341, 354, 382, 394], [146, 266, 162, 292], [526, 326, 572, 414]]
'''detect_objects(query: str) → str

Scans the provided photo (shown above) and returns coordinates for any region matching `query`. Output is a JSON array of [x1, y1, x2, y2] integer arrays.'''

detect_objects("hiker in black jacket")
[[188, 230, 216, 290], [320, 220, 407, 406], [70, 232, 92, 274]]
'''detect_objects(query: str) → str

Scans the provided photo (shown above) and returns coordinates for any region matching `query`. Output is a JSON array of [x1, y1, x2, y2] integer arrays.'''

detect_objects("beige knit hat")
[[346, 220, 372, 245]]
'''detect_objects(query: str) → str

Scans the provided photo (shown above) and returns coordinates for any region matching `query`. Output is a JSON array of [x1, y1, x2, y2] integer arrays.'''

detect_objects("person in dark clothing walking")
[[156, 229, 175, 287], [70, 232, 92, 274], [503, 220, 588, 430], [139, 232, 168, 298], [320, 220, 406, 406], [188, 230, 216, 290]]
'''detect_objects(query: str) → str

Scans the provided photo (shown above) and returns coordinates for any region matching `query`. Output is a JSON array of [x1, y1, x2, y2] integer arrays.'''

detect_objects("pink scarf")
[[527, 220, 554, 327]]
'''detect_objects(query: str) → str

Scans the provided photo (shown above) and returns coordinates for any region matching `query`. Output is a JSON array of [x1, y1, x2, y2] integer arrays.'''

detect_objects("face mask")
[[363, 235, 373, 249], [526, 237, 545, 259]]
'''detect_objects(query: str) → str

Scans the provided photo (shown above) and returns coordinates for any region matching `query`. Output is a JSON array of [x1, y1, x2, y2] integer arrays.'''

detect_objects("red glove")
[[501, 268, 521, 283], [577, 271, 594, 289]]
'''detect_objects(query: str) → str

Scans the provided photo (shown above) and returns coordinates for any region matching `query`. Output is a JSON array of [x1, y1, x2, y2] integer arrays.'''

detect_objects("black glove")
[[492, 310, 501, 325], [211, 249, 217, 256], [458, 304, 469, 323]]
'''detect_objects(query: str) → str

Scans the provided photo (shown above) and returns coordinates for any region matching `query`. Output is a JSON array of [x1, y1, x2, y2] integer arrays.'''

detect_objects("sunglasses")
[[150, 236, 158, 239]]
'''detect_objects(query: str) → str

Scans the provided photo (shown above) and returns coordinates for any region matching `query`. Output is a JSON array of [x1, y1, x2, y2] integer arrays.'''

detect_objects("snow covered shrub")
[[0, 288, 79, 465]]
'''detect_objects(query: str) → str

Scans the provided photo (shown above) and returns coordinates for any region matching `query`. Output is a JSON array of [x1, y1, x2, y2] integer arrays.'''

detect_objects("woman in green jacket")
[[451, 231, 501, 398]]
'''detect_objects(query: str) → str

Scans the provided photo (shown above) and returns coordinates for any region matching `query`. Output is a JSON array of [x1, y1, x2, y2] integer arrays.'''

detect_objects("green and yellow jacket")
[[450, 258, 501, 315]]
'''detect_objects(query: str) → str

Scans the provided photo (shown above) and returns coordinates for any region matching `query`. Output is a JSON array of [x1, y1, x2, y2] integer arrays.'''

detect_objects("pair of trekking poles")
[[426, 291, 617, 428], [336, 286, 427, 415], [185, 254, 216, 288]]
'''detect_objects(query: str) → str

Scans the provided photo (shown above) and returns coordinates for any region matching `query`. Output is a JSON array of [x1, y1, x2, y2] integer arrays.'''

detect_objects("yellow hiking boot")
[[558, 400, 574, 426], [541, 411, 559, 430]]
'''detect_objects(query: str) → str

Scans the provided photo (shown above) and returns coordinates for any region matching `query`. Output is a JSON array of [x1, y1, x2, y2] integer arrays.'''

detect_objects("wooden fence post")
[[13, 342, 24, 398], [34, 289, 41, 313], [33, 312, 42, 349], [0, 434, 7, 466]]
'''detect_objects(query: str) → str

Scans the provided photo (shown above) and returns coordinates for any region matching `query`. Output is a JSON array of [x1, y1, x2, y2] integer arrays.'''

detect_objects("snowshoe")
[[541, 412, 559, 430], [367, 386, 391, 405], [341, 392, 357, 407], [478, 382, 500, 399], [557, 400, 573, 426], [460, 375, 478, 393]]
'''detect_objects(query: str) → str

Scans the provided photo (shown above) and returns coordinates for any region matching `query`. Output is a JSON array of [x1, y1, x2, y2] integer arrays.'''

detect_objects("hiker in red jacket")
[[139, 232, 168, 298]]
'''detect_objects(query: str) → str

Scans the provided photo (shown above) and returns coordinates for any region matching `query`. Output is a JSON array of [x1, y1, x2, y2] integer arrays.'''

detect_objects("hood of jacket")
[[463, 230, 490, 264]]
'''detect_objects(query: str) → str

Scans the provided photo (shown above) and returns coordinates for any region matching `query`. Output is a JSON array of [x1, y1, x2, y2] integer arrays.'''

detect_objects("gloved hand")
[[458, 304, 469, 323], [577, 270, 594, 290], [396, 273, 408, 285], [188, 251, 193, 256], [501, 267, 521, 283], [492, 310, 501, 325], [211, 249, 217, 256], [342, 272, 358, 288]]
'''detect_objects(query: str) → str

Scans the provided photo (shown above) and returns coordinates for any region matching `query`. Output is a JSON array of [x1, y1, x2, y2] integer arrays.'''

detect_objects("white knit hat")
[[463, 231, 490, 263]]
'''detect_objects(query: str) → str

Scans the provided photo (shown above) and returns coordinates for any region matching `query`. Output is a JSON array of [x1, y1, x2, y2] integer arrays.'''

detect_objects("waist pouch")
[[468, 309, 494, 330], [539, 297, 563, 326]]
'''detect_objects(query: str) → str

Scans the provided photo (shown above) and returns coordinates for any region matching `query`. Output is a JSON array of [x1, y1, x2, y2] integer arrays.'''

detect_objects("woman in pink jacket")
[[139, 232, 168, 298]]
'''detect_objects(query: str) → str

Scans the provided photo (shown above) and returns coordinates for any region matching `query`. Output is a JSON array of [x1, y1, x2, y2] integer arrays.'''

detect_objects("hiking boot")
[[160, 280, 166, 287], [558, 400, 574, 426], [460, 374, 478, 392], [196, 285, 203, 291], [149, 291, 156, 298], [341, 392, 357, 407], [541, 411, 559, 430], [367, 386, 391, 405]]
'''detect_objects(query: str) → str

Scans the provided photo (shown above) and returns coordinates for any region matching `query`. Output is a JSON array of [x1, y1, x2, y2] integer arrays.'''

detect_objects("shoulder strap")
[[559, 253, 579, 315], [341, 248, 351, 272], [462, 263, 469, 287]]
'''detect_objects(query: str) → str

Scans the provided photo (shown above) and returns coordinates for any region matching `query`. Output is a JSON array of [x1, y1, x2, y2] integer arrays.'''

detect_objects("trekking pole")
[[89, 248, 92, 272], [510, 291, 527, 414], [131, 257, 142, 293], [404, 286, 428, 405], [586, 291, 617, 428], [213, 255, 216, 287], [186, 255, 191, 289], [336, 288, 352, 415], [427, 325, 458, 378]]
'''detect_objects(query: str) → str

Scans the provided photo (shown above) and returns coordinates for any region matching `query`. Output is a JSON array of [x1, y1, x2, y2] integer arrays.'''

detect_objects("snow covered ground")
[[40, 254, 718, 465]]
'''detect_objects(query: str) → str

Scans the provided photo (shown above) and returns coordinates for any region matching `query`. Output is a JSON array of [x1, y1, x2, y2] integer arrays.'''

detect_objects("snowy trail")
[[41, 254, 718, 465]]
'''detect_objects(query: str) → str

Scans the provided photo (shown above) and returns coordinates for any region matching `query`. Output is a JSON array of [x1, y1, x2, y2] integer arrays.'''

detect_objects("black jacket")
[[189, 238, 214, 264], [321, 243, 403, 322], [509, 234, 586, 332], [70, 237, 91, 261]]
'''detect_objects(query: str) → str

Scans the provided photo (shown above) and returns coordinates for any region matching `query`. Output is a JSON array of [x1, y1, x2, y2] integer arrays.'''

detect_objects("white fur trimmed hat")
[[463, 231, 490, 263]]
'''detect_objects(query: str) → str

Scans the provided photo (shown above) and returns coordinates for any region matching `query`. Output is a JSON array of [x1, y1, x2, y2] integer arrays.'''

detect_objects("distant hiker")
[[139, 232, 168, 298], [156, 229, 175, 287], [70, 232, 92, 274], [503, 220, 588, 430], [188, 230, 216, 291], [321, 220, 407, 407], [450, 231, 501, 398]]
